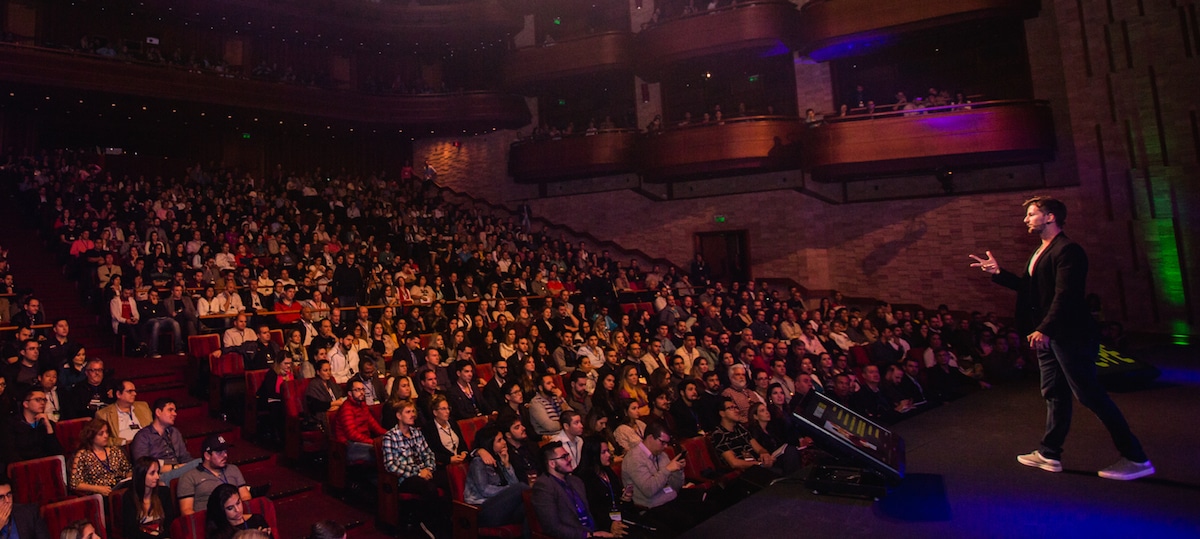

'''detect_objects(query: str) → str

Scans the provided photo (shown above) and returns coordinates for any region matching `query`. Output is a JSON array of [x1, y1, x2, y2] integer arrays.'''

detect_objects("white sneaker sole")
[[1017, 453, 1063, 473], [1098, 465, 1155, 481]]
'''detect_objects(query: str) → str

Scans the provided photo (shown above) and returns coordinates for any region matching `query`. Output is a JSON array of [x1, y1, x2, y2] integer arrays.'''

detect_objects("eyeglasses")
[[26, 397, 48, 403], [0, 492, 13, 501], [85, 368, 104, 373], [549, 453, 571, 462]]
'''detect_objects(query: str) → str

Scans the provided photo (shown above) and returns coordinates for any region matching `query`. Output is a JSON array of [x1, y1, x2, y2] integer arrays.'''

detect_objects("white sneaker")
[[418, 521, 436, 539], [1017, 451, 1063, 472], [1098, 458, 1155, 480]]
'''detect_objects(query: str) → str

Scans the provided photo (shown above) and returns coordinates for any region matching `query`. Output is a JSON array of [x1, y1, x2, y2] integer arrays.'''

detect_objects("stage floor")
[[688, 344, 1200, 539]]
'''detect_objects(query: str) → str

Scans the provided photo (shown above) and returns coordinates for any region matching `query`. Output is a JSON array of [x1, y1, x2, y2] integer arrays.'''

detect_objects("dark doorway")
[[695, 230, 749, 284]]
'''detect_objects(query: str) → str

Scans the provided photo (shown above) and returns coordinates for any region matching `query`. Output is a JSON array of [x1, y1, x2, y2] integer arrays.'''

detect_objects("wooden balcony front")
[[802, 100, 1055, 181], [639, 117, 804, 181], [505, 32, 636, 90], [0, 44, 531, 129], [799, 0, 1040, 61], [509, 129, 639, 182], [635, 2, 802, 78]]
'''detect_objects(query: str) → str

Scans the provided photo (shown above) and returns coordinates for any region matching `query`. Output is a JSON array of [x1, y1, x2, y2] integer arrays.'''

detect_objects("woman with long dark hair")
[[461, 426, 530, 528], [206, 483, 271, 539], [575, 435, 633, 537], [122, 456, 179, 538]]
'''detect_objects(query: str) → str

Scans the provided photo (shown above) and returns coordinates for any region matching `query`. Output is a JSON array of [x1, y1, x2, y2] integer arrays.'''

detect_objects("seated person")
[[65, 358, 116, 419], [0, 476, 51, 539], [96, 379, 151, 447], [462, 425, 531, 528], [305, 360, 346, 433], [205, 483, 272, 539], [529, 373, 568, 437], [130, 398, 200, 483], [1, 338, 40, 390], [550, 410, 585, 468], [138, 289, 184, 358], [122, 456, 180, 539], [670, 379, 704, 438], [58, 519, 99, 539], [531, 441, 617, 539], [69, 418, 132, 495], [347, 353, 387, 406], [222, 314, 257, 352], [332, 380, 387, 464], [178, 435, 250, 515], [575, 435, 632, 537], [110, 287, 143, 355], [850, 364, 907, 424], [444, 360, 482, 420], [611, 398, 648, 454], [381, 399, 446, 537], [2, 387, 64, 465], [712, 397, 800, 478], [37, 366, 63, 423], [256, 356, 295, 444], [421, 395, 468, 468], [622, 422, 703, 532], [242, 325, 282, 371]]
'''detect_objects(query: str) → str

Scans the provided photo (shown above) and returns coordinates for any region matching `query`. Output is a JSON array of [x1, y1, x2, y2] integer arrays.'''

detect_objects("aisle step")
[[273, 492, 371, 539], [241, 463, 321, 500]]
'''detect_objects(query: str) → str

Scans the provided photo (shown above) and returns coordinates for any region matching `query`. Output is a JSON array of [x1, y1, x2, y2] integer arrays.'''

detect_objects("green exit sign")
[[714, 215, 727, 223], [242, 133, 251, 139]]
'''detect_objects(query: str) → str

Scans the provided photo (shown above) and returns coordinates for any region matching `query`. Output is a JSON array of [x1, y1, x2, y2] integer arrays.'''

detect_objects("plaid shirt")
[[382, 425, 436, 482]]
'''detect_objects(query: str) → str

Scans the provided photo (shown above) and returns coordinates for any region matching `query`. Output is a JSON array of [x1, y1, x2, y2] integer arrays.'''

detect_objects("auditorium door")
[[694, 230, 749, 284]]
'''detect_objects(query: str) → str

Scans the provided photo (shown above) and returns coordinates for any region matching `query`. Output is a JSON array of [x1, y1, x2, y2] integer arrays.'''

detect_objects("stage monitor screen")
[[792, 391, 905, 484]]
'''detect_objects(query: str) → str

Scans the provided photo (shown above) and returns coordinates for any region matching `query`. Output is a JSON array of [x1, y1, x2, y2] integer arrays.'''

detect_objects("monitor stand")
[[805, 464, 892, 501]]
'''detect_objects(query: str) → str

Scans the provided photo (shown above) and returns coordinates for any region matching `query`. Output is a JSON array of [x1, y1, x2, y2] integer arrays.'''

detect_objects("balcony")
[[801, 100, 1056, 181], [639, 117, 804, 180], [635, 1, 802, 78], [0, 44, 531, 130], [799, 0, 1040, 61], [505, 32, 635, 90], [137, 0, 523, 38], [509, 129, 639, 182]]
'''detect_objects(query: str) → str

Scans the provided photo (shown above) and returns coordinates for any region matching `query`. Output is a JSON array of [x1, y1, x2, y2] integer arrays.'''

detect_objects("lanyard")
[[551, 475, 592, 529], [597, 471, 617, 511]]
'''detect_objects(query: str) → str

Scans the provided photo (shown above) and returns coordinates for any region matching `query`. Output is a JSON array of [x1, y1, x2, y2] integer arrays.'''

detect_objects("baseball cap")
[[202, 434, 232, 453]]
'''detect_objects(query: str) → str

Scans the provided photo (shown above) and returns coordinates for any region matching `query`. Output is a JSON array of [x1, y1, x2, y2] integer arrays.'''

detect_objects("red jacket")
[[332, 398, 385, 444]]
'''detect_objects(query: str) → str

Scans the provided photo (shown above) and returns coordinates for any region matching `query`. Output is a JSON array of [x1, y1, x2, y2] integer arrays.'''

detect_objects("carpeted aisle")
[[688, 345, 1200, 539]]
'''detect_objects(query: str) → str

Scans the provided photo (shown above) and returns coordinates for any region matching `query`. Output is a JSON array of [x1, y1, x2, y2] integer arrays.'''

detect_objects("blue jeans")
[[144, 317, 183, 355], [347, 441, 375, 465], [1037, 337, 1147, 462], [477, 483, 529, 528]]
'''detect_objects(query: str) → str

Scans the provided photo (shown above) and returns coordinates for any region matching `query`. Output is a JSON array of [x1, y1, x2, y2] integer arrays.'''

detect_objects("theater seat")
[[244, 368, 270, 440], [475, 363, 494, 385], [169, 509, 206, 539], [209, 351, 245, 414], [55, 418, 90, 453], [283, 378, 326, 462], [41, 494, 107, 539], [245, 497, 278, 532], [849, 346, 870, 368], [7, 455, 69, 505], [680, 436, 740, 489], [447, 462, 523, 539], [457, 416, 490, 452]]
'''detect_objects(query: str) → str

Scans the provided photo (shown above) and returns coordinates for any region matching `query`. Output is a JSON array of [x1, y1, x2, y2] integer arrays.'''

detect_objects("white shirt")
[[116, 404, 143, 446], [553, 430, 583, 466], [328, 345, 359, 384]]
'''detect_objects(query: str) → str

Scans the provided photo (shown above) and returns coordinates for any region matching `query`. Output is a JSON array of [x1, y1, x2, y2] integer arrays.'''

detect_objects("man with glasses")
[[0, 476, 52, 539], [712, 397, 800, 482], [1, 339, 40, 390], [622, 422, 703, 532], [65, 358, 116, 419], [531, 441, 616, 539], [130, 398, 199, 483], [96, 380, 151, 446], [177, 434, 250, 515], [333, 380, 387, 464], [2, 387, 64, 465]]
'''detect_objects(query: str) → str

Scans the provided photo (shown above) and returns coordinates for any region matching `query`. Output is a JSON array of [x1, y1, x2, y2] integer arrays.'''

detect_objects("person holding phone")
[[620, 422, 705, 533]]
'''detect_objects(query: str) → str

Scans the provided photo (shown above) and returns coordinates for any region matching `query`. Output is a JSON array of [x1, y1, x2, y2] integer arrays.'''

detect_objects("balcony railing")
[[505, 32, 636, 90], [640, 116, 803, 180], [802, 99, 1055, 181], [0, 44, 531, 129], [509, 129, 639, 182], [635, 1, 802, 77], [798, 0, 1040, 61]]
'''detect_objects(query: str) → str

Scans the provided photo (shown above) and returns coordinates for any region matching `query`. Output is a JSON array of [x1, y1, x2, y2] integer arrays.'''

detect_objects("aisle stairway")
[[3, 204, 399, 539]]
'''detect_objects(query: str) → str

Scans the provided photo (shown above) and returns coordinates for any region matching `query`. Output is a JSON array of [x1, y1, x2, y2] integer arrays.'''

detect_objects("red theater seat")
[[244, 368, 270, 440], [41, 494, 107, 539], [457, 416, 490, 451], [55, 418, 90, 453], [447, 462, 523, 539], [7, 455, 69, 505]]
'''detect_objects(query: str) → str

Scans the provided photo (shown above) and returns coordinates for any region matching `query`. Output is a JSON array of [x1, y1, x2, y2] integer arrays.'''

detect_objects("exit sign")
[[714, 215, 727, 223]]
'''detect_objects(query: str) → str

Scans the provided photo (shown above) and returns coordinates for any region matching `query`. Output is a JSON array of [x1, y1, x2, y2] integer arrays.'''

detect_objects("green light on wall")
[[553, 17, 561, 25]]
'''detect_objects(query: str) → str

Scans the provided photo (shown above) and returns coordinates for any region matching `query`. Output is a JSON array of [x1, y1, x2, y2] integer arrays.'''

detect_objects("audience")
[[0, 475, 51, 538], [461, 426, 530, 529], [178, 435, 251, 516], [531, 441, 617, 539], [205, 483, 272, 539], [2, 387, 64, 465], [129, 397, 198, 483], [95, 379, 149, 447]]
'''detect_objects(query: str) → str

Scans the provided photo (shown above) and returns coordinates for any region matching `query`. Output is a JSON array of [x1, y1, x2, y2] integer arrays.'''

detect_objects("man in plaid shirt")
[[382, 399, 444, 538]]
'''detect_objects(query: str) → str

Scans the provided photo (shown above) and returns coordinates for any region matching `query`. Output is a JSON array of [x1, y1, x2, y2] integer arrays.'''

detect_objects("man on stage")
[[970, 196, 1153, 480]]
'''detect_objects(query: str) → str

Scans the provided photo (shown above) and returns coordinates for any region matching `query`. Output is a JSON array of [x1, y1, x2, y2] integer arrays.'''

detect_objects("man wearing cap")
[[177, 434, 250, 515]]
